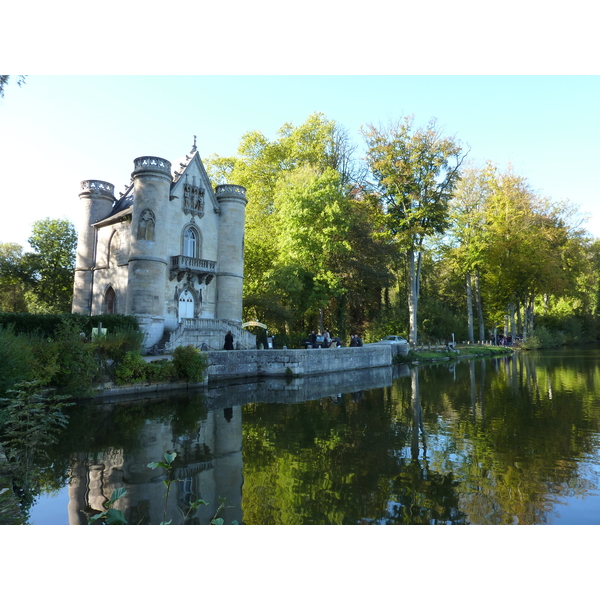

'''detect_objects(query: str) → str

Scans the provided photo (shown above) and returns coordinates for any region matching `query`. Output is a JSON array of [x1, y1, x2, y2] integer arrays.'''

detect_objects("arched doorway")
[[178, 288, 194, 319], [103, 286, 116, 313]]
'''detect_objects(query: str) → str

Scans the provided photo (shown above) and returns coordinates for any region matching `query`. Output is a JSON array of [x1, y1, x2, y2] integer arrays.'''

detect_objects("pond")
[[17, 346, 600, 524]]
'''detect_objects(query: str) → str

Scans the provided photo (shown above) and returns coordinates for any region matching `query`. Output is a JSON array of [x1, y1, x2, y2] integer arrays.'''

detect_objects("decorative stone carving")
[[183, 178, 205, 218], [80, 180, 115, 196], [138, 209, 156, 241]]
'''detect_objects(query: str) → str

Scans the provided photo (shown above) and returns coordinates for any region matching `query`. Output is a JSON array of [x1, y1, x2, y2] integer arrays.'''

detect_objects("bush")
[[0, 325, 37, 395], [0, 312, 139, 337], [49, 317, 98, 397], [145, 359, 176, 382], [172, 345, 208, 382], [115, 352, 148, 385]]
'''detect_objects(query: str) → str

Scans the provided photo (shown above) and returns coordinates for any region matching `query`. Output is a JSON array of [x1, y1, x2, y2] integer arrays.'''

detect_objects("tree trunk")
[[466, 272, 474, 344], [408, 250, 419, 344], [508, 302, 516, 339], [474, 270, 485, 342]]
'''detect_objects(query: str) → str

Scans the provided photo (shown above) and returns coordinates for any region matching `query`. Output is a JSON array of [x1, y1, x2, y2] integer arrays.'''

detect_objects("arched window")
[[109, 231, 120, 265], [103, 286, 116, 314], [183, 228, 196, 258], [182, 226, 201, 258]]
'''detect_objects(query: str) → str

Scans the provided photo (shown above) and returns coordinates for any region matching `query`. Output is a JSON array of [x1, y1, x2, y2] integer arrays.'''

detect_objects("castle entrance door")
[[178, 289, 194, 319]]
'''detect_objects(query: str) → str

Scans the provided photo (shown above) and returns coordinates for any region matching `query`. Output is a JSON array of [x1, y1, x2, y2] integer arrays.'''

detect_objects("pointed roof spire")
[[191, 135, 197, 153]]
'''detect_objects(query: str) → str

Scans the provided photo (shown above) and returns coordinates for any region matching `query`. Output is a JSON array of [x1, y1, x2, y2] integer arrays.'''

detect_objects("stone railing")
[[133, 156, 172, 176], [215, 184, 247, 199], [80, 180, 115, 196], [170, 255, 216, 283]]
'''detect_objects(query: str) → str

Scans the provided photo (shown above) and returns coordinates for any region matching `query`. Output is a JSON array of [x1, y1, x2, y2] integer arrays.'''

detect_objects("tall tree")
[[0, 242, 30, 312], [25, 218, 77, 313], [206, 113, 389, 337], [362, 116, 467, 344]]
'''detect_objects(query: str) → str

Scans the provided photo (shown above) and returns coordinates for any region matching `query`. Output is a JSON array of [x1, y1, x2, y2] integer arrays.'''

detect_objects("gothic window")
[[109, 231, 120, 265], [182, 226, 201, 258], [138, 209, 156, 241], [103, 286, 116, 314]]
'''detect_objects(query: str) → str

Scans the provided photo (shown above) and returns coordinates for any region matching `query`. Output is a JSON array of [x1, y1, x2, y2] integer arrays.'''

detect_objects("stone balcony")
[[170, 255, 216, 283]]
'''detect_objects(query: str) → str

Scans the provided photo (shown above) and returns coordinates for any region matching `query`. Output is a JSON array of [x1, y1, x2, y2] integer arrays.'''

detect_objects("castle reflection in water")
[[66, 366, 403, 525]]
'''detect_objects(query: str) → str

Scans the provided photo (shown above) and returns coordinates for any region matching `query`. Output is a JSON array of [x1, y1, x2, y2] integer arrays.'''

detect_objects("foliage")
[[0, 243, 29, 312], [24, 218, 77, 313], [172, 345, 208, 382], [0, 311, 139, 337], [206, 112, 391, 337], [0, 380, 73, 518], [0, 325, 37, 396], [88, 488, 129, 525], [362, 116, 468, 344], [114, 351, 148, 385], [0, 75, 26, 99]]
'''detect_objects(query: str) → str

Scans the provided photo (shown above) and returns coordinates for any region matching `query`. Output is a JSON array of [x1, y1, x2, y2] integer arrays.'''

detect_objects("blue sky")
[[1, 75, 598, 249]]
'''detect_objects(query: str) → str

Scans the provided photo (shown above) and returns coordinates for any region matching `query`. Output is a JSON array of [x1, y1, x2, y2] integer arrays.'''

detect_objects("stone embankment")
[[92, 344, 406, 398]]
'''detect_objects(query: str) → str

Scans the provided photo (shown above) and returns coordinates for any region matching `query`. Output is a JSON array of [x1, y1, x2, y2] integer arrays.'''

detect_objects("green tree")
[[362, 116, 468, 344], [25, 218, 77, 313], [0, 242, 30, 311], [206, 112, 389, 338]]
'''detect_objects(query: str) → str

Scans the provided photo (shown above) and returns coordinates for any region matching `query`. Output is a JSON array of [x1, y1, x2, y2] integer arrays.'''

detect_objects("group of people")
[[490, 333, 513, 346], [306, 330, 363, 348], [349, 334, 363, 347]]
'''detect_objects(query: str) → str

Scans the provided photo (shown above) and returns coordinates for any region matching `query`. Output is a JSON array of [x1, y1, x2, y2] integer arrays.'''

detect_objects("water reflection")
[[23, 348, 600, 524]]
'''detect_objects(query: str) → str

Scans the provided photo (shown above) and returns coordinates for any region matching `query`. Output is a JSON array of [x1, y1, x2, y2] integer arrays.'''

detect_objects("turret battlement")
[[132, 156, 172, 178]]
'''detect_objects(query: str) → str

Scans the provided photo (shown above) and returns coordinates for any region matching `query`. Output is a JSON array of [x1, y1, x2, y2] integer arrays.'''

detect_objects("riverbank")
[[397, 345, 513, 364]]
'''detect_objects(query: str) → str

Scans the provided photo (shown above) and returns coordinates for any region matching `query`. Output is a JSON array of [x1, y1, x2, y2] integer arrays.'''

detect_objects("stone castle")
[[72, 140, 255, 352]]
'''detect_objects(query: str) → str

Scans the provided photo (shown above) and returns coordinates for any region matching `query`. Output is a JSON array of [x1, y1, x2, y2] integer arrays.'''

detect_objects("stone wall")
[[207, 345, 395, 380]]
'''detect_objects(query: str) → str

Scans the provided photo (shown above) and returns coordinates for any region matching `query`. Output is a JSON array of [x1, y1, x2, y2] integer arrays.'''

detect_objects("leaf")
[[109, 487, 128, 503], [164, 451, 177, 464], [147, 462, 159, 469], [159, 520, 172, 525], [211, 518, 225, 525], [104, 508, 128, 525]]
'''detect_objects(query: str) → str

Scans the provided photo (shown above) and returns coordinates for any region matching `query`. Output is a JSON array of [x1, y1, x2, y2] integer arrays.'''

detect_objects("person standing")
[[224, 330, 234, 350]]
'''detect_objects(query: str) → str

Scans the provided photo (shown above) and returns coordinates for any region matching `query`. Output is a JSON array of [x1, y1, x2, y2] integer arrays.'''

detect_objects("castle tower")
[[72, 180, 116, 314], [125, 156, 172, 346], [215, 184, 248, 322]]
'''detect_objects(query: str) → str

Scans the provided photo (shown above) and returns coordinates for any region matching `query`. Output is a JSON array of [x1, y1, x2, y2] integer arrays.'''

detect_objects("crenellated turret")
[[72, 180, 116, 314], [125, 157, 172, 346], [215, 184, 247, 322]]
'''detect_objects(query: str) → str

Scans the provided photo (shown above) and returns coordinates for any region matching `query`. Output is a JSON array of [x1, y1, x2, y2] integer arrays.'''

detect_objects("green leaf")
[[109, 487, 128, 503], [104, 508, 128, 525], [211, 518, 225, 525], [164, 451, 177, 464], [147, 462, 159, 469]]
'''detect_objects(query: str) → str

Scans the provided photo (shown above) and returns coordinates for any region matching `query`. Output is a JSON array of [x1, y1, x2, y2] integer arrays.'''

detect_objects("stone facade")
[[72, 142, 255, 352]]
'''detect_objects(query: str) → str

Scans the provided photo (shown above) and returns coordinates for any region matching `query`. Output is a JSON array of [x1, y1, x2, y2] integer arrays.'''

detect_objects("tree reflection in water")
[[19, 347, 600, 524]]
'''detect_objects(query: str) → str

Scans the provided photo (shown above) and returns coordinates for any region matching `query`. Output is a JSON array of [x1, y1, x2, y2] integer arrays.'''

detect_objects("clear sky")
[[1, 75, 599, 249]]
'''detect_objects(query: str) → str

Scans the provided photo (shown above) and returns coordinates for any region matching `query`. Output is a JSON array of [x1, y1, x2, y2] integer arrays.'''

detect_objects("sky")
[[1, 75, 599, 250]]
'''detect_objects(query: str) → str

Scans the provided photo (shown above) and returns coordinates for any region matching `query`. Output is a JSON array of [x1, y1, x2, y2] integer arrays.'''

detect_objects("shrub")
[[0, 325, 37, 396], [172, 345, 208, 382], [43, 317, 98, 397], [145, 359, 176, 382], [115, 352, 148, 385]]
